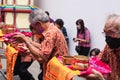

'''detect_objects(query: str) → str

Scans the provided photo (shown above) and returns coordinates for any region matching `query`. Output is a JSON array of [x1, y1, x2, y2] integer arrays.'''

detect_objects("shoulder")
[[61, 27, 67, 31], [43, 25, 62, 37], [85, 27, 89, 31], [85, 27, 90, 33], [101, 45, 111, 58]]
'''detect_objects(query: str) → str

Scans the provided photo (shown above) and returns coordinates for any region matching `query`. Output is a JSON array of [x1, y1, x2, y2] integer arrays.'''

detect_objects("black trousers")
[[38, 63, 43, 80], [19, 62, 35, 80], [77, 46, 90, 56], [14, 54, 21, 75], [14, 54, 35, 80]]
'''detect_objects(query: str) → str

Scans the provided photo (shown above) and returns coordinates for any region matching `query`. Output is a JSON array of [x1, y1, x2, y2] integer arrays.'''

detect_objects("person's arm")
[[79, 29, 90, 43], [73, 29, 90, 43], [14, 32, 55, 62], [77, 38, 88, 43], [25, 34, 55, 62], [87, 69, 105, 80], [20, 37, 42, 58], [73, 37, 89, 43], [61, 27, 68, 38], [28, 37, 42, 49]]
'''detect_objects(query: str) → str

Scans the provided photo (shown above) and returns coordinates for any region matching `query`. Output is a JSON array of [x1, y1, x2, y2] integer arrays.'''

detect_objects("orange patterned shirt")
[[101, 45, 120, 80], [37, 23, 69, 77]]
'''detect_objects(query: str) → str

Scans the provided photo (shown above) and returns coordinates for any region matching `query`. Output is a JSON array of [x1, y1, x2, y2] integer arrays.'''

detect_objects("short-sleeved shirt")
[[37, 23, 68, 76], [101, 45, 120, 80], [77, 28, 91, 47]]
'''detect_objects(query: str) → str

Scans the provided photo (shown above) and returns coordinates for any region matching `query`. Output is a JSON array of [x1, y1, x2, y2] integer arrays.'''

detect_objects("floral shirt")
[[101, 45, 120, 80], [38, 23, 68, 77]]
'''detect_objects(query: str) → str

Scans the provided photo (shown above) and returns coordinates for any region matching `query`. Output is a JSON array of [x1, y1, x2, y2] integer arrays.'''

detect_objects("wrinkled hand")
[[13, 32, 26, 43], [87, 69, 104, 80]]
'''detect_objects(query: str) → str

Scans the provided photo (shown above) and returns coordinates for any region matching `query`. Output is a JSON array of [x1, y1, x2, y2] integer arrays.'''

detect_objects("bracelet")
[[26, 42, 32, 46]]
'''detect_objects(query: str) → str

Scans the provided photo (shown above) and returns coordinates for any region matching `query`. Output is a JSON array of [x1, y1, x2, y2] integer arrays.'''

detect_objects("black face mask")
[[105, 36, 120, 49]]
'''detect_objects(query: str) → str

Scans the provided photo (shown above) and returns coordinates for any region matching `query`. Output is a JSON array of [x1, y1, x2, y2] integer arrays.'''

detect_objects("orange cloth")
[[45, 57, 80, 80], [5, 44, 18, 80], [36, 34, 43, 39]]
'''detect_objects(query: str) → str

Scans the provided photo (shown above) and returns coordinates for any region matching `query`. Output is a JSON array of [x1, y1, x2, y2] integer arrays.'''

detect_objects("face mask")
[[105, 36, 120, 49], [77, 25, 81, 29], [37, 28, 43, 34]]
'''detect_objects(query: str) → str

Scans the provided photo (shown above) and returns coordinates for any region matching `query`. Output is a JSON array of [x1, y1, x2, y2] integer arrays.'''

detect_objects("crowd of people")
[[0, 8, 120, 80]]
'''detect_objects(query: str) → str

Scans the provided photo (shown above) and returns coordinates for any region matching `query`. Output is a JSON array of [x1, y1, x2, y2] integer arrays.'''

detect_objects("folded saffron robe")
[[5, 44, 18, 80]]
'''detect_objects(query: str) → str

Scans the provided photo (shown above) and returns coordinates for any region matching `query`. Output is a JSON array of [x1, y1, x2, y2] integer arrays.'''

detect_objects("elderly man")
[[100, 14, 120, 80], [13, 8, 68, 80]]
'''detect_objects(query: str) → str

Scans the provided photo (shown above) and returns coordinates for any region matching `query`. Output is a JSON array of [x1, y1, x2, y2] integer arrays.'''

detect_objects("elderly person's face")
[[31, 21, 43, 34], [104, 16, 120, 49]]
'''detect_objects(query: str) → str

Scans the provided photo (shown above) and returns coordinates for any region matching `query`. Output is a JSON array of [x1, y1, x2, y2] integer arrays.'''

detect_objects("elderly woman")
[[100, 14, 120, 80]]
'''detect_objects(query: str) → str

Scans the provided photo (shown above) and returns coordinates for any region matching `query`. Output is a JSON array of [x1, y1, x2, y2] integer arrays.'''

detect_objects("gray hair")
[[106, 14, 120, 33], [29, 8, 49, 24], [104, 13, 120, 38]]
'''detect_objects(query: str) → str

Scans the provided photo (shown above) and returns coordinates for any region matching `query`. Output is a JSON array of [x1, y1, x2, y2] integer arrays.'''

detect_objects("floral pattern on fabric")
[[35, 24, 69, 78], [101, 45, 120, 80]]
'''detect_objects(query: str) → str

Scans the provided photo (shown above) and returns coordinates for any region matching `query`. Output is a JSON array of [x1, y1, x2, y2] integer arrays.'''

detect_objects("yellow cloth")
[[45, 57, 80, 80], [0, 29, 4, 41], [5, 44, 18, 80], [0, 30, 4, 36]]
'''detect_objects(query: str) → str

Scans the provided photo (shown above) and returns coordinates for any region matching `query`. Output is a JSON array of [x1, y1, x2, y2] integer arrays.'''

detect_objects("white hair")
[[29, 8, 49, 24], [108, 14, 120, 33], [104, 13, 120, 35]]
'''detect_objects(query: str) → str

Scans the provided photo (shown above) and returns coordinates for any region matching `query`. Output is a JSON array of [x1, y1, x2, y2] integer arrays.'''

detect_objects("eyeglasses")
[[102, 30, 120, 38]]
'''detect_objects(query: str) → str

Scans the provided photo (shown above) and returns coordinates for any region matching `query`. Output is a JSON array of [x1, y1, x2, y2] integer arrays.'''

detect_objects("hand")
[[10, 41, 18, 48], [87, 69, 104, 80], [73, 38, 79, 42], [13, 33, 26, 43]]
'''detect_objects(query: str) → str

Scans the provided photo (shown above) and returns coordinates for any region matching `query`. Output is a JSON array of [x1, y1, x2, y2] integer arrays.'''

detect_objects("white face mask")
[[77, 25, 81, 29]]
